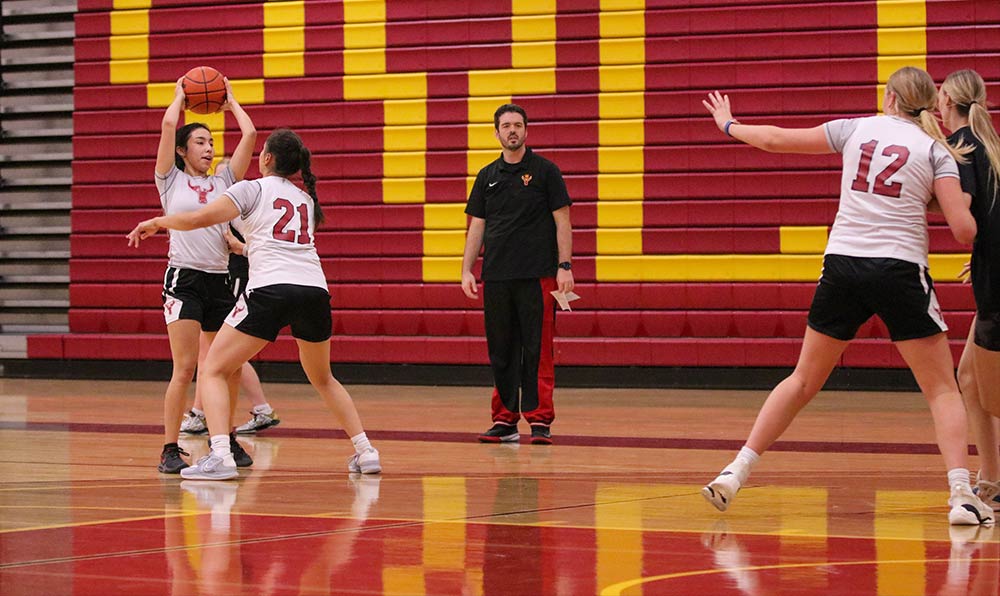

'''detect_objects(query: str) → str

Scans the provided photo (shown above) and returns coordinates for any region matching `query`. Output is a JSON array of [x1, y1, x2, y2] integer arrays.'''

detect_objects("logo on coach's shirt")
[[521, 173, 532, 186], [187, 180, 215, 204]]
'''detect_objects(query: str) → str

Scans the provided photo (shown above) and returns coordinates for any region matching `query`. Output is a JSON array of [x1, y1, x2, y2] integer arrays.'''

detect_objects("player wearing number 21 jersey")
[[225, 176, 327, 293], [128, 128, 382, 481]]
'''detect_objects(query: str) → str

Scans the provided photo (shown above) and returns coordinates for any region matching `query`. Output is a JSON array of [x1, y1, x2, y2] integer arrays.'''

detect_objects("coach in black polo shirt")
[[461, 103, 574, 445]]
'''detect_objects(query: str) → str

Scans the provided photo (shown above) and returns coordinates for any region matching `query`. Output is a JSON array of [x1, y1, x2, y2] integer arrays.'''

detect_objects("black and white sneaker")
[[158, 443, 190, 474], [530, 425, 552, 445], [229, 433, 254, 468], [702, 470, 742, 512], [180, 410, 208, 435], [478, 423, 519, 443], [949, 484, 995, 526], [234, 410, 281, 434]]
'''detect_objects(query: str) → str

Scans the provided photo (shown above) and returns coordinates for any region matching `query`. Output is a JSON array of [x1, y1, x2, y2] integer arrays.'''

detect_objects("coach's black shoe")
[[530, 425, 553, 445], [158, 443, 190, 474], [230, 433, 254, 467], [478, 423, 519, 443]]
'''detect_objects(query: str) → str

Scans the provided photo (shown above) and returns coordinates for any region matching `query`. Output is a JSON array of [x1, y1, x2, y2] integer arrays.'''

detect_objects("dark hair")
[[493, 103, 528, 130], [174, 122, 210, 171], [265, 128, 324, 225]]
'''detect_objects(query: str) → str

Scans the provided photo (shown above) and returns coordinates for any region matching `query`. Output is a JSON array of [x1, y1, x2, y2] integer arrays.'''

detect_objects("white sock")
[[351, 432, 373, 454], [252, 404, 273, 415], [192, 408, 205, 417], [735, 446, 760, 467], [948, 468, 972, 490], [725, 446, 760, 484], [210, 434, 232, 459]]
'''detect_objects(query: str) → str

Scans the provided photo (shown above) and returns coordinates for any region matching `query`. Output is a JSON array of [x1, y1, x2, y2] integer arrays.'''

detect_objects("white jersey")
[[155, 166, 235, 273], [823, 115, 959, 266], [225, 176, 327, 291]]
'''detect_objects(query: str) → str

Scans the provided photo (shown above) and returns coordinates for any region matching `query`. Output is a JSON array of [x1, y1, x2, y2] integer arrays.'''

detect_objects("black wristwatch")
[[557, 261, 572, 271]]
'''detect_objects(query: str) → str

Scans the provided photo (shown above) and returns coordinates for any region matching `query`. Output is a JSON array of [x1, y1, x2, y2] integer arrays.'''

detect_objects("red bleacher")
[[37, 0, 999, 372]]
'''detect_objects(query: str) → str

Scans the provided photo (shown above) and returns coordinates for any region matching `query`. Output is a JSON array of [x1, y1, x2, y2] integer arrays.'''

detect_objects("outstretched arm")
[[155, 78, 186, 176], [221, 78, 257, 181], [127, 195, 241, 246], [703, 91, 832, 155]]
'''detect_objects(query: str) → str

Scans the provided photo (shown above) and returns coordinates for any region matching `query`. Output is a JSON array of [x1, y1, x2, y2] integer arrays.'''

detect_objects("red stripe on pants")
[[485, 277, 557, 425]]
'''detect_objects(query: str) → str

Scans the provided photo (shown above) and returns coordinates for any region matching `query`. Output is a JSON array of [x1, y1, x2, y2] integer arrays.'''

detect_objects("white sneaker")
[[948, 484, 995, 526], [234, 410, 281, 434], [180, 452, 238, 481], [347, 448, 382, 475], [974, 472, 1000, 512], [702, 470, 742, 512], [180, 410, 208, 434]]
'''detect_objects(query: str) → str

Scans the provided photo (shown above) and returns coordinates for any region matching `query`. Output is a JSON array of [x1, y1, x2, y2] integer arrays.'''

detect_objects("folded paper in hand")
[[550, 290, 581, 311]]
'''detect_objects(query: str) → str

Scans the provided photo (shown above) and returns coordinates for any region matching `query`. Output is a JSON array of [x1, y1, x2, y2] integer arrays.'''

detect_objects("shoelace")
[[166, 446, 190, 457]]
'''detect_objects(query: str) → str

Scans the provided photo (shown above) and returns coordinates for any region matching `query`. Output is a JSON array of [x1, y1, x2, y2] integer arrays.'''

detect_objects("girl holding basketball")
[[938, 69, 1000, 511], [153, 76, 257, 473], [129, 128, 381, 480], [700, 66, 993, 525]]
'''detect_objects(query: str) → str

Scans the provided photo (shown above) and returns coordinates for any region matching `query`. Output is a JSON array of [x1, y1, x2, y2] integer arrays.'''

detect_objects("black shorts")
[[807, 254, 948, 342], [162, 267, 235, 332], [228, 255, 249, 298], [974, 311, 1000, 351], [225, 284, 332, 343], [229, 272, 249, 300]]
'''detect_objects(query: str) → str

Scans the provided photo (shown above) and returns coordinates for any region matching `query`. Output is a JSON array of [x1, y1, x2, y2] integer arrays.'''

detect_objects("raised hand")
[[702, 90, 735, 133]]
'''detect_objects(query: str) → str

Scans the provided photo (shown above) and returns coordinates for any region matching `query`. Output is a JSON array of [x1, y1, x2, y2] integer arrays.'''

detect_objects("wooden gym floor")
[[1, 376, 998, 595]]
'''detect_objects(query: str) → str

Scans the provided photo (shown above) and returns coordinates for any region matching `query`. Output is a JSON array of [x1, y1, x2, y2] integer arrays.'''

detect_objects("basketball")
[[182, 66, 226, 114]]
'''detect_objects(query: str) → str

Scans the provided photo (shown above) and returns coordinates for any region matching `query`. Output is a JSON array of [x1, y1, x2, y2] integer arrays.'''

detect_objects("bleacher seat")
[[44, 0, 995, 372]]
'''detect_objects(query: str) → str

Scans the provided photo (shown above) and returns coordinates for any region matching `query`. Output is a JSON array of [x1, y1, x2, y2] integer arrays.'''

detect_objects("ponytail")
[[265, 128, 324, 226], [886, 66, 969, 163], [299, 145, 324, 225], [914, 109, 969, 164], [943, 69, 1000, 209]]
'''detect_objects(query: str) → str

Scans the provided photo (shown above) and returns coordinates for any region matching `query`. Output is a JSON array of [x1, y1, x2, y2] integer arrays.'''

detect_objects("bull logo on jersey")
[[521, 173, 532, 186], [187, 180, 215, 204]]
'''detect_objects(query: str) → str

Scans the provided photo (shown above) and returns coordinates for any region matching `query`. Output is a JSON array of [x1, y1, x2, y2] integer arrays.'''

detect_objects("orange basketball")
[[182, 66, 226, 114]]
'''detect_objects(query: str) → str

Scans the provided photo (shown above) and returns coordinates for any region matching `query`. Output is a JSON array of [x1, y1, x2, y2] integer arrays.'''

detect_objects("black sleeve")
[[957, 159, 978, 199], [953, 130, 978, 199], [545, 163, 572, 211], [465, 167, 489, 218]]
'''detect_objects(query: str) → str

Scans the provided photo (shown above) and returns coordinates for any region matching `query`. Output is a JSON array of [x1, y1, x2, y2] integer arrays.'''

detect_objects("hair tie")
[[910, 107, 926, 117]]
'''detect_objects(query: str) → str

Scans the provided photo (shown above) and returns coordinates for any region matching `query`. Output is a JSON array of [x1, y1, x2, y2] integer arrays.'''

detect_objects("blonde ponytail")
[[916, 109, 969, 163], [887, 66, 969, 163], [943, 69, 1000, 208], [968, 103, 1000, 208]]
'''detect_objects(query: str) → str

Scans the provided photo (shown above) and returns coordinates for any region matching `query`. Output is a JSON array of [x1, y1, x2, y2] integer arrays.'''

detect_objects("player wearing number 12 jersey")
[[698, 66, 994, 526], [128, 128, 382, 481]]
